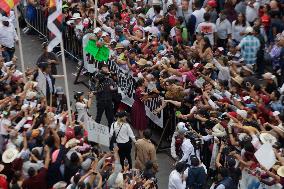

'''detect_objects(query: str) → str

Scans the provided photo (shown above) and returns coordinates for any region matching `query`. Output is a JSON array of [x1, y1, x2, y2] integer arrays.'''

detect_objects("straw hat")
[[53, 181, 67, 189], [2, 149, 19, 163], [114, 43, 124, 50], [245, 26, 254, 34], [204, 63, 214, 69], [262, 72, 276, 80], [65, 138, 80, 148], [231, 75, 243, 86], [137, 58, 147, 66], [277, 166, 284, 177], [71, 13, 81, 20], [259, 133, 277, 145]]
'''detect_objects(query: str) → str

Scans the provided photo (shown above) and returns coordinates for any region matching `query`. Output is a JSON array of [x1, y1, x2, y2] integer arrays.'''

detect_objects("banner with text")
[[84, 115, 110, 147]]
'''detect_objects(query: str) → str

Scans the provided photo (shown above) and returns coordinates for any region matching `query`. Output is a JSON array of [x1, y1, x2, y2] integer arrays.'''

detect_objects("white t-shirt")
[[232, 20, 249, 42], [246, 3, 260, 23], [192, 8, 206, 29], [216, 18, 232, 39], [196, 22, 217, 45]]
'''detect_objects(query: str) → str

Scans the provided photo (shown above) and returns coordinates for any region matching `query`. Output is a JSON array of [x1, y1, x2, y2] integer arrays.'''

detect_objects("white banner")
[[84, 115, 110, 147], [37, 69, 46, 96], [82, 35, 164, 128]]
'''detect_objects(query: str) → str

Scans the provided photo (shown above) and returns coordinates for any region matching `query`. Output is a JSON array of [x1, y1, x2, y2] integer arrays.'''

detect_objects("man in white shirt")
[[168, 162, 186, 189], [0, 16, 18, 62], [196, 12, 217, 46], [177, 0, 193, 25], [245, 0, 260, 24], [179, 134, 195, 165], [216, 11, 232, 48]]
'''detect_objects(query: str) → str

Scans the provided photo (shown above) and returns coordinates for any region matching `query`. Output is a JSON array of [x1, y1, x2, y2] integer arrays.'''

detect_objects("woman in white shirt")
[[232, 13, 249, 45], [74, 92, 93, 122], [110, 111, 136, 169]]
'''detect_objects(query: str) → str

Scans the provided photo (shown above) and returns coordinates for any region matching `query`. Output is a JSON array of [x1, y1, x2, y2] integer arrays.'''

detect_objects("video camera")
[[184, 130, 202, 149]]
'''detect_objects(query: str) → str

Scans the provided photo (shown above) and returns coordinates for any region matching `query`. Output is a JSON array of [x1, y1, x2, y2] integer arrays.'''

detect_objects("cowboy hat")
[[204, 63, 214, 69], [245, 26, 254, 34], [277, 166, 284, 177], [262, 72, 276, 80], [114, 43, 124, 50], [93, 27, 102, 34], [65, 138, 80, 148], [231, 75, 243, 86], [259, 133, 277, 145], [137, 58, 147, 66], [53, 181, 67, 189], [71, 13, 81, 20], [2, 149, 19, 163]]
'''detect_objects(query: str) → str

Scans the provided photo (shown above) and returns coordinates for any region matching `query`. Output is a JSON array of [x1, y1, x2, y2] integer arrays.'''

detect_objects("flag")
[[47, 0, 63, 52], [0, 0, 20, 15], [85, 40, 110, 61]]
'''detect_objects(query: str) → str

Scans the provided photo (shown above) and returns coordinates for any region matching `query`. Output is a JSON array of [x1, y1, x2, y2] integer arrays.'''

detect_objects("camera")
[[184, 131, 202, 149]]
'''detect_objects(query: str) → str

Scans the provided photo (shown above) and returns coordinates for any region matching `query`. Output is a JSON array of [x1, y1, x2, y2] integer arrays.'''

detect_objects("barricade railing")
[[21, 5, 83, 62]]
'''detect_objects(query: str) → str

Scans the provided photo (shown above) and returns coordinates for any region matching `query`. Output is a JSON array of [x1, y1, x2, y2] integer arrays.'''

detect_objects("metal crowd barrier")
[[21, 5, 83, 61]]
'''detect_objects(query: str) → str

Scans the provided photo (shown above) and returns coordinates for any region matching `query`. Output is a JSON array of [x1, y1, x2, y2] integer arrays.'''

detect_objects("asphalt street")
[[15, 32, 173, 188]]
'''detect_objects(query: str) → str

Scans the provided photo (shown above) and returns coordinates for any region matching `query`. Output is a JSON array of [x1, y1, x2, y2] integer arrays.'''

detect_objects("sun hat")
[[204, 63, 214, 69], [2, 149, 19, 163], [152, 0, 161, 5], [242, 65, 254, 74], [259, 133, 277, 145], [231, 75, 244, 86], [65, 138, 80, 148], [137, 58, 147, 66], [93, 27, 101, 34], [53, 181, 67, 189], [277, 166, 284, 177], [114, 43, 124, 50], [262, 72, 276, 80], [236, 109, 247, 119], [71, 13, 81, 20], [245, 26, 254, 34]]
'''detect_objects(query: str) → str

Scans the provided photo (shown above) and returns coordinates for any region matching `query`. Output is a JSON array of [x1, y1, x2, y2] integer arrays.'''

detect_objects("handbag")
[[109, 122, 123, 150]]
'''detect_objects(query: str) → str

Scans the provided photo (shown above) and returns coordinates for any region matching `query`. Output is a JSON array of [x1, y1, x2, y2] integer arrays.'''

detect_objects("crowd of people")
[[0, 0, 284, 188]]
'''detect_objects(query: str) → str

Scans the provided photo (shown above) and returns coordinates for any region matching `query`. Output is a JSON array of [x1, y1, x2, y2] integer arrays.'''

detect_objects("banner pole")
[[94, 0, 98, 28], [14, 6, 27, 82], [60, 42, 73, 125]]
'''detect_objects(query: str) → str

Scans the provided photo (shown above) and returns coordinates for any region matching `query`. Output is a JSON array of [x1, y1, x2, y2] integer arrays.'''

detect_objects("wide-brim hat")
[[277, 166, 284, 177], [231, 75, 244, 86], [2, 149, 19, 163], [53, 181, 67, 189], [259, 133, 277, 145], [71, 13, 81, 20], [204, 63, 214, 69], [245, 26, 254, 34], [262, 72, 276, 80], [137, 58, 147, 66], [114, 43, 124, 50], [65, 138, 80, 148]]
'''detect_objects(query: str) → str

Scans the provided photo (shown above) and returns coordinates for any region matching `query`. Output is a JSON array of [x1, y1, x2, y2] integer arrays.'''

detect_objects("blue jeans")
[[2, 47, 15, 62]]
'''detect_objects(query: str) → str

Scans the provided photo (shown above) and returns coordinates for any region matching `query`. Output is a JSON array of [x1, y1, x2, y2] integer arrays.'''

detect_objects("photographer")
[[74, 91, 93, 122], [94, 64, 116, 127]]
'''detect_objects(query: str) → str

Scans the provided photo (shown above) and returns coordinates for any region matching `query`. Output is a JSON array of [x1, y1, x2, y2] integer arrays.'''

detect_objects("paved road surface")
[[16, 32, 173, 188]]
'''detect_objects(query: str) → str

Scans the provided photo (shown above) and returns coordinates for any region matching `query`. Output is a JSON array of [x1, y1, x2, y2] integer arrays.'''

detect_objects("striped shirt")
[[238, 35, 260, 65]]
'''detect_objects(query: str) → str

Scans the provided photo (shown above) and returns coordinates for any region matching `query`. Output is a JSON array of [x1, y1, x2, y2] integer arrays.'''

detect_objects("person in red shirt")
[[0, 164, 8, 189], [22, 146, 51, 189]]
